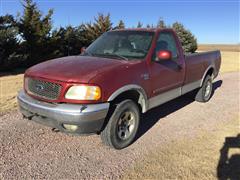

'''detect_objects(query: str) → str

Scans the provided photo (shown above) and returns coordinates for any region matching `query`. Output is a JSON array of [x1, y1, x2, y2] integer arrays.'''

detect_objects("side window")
[[153, 32, 178, 61]]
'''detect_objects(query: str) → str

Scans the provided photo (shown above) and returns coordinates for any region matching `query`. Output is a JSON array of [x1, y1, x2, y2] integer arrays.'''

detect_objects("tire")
[[195, 75, 213, 102], [100, 99, 140, 149]]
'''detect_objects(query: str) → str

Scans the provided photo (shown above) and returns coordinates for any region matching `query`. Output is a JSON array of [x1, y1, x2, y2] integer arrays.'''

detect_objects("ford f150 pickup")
[[18, 28, 221, 149]]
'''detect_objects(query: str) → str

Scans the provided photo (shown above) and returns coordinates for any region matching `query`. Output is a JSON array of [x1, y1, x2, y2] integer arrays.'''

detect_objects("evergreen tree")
[[172, 22, 197, 53], [18, 0, 54, 65], [83, 13, 113, 45], [157, 18, 166, 28], [137, 21, 143, 28], [51, 25, 85, 56], [0, 15, 22, 70], [116, 20, 125, 29]]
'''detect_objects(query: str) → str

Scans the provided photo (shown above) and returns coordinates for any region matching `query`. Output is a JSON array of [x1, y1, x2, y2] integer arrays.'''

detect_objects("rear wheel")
[[100, 99, 140, 149], [195, 75, 213, 102]]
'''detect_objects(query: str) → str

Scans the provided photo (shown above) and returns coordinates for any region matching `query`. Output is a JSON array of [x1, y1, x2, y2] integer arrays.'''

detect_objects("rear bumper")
[[17, 90, 110, 134]]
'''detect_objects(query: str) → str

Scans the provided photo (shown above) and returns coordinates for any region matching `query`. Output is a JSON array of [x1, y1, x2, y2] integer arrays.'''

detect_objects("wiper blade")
[[83, 52, 129, 61], [83, 51, 93, 56], [80, 50, 93, 57], [103, 53, 129, 60]]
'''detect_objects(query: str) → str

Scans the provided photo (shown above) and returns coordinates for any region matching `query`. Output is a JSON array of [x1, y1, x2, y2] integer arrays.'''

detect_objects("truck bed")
[[184, 50, 221, 85]]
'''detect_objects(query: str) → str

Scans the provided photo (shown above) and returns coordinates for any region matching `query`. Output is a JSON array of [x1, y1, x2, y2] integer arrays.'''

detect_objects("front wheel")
[[195, 75, 213, 102], [100, 99, 140, 149]]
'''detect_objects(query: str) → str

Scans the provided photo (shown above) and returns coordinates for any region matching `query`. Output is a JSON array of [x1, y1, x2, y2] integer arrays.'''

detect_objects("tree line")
[[0, 0, 197, 71]]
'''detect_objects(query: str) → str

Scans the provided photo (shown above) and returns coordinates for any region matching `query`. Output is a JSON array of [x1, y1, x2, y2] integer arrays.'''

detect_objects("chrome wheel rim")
[[204, 80, 212, 98], [117, 111, 135, 140]]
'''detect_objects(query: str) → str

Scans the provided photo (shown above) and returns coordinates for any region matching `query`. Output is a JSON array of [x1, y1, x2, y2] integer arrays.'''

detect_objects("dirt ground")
[[124, 118, 240, 179], [0, 72, 239, 179]]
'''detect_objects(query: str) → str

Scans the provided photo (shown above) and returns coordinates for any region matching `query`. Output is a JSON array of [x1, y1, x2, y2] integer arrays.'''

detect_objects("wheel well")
[[206, 67, 214, 77], [110, 90, 144, 113], [201, 67, 214, 86], [99, 90, 144, 134]]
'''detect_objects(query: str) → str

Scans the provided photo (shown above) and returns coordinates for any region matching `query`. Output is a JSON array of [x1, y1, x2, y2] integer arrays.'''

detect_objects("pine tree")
[[137, 21, 143, 28], [157, 18, 166, 28], [0, 15, 22, 70], [18, 0, 54, 65], [51, 25, 85, 56], [82, 13, 112, 46], [146, 24, 151, 28], [172, 22, 197, 53], [116, 20, 125, 29]]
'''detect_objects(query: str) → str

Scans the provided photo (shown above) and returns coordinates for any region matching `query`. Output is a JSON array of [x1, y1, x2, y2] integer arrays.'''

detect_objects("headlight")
[[65, 85, 101, 100]]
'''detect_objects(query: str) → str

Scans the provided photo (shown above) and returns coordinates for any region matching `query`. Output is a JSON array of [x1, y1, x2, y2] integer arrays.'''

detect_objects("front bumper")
[[17, 90, 110, 134]]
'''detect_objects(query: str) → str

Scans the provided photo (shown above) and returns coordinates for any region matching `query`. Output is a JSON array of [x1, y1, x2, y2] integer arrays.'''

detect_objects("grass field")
[[124, 118, 240, 179], [198, 44, 240, 52], [0, 74, 23, 114], [0, 50, 239, 113], [219, 51, 240, 73]]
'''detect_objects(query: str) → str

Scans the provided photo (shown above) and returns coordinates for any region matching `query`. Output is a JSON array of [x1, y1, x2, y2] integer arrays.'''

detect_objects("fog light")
[[63, 124, 78, 131]]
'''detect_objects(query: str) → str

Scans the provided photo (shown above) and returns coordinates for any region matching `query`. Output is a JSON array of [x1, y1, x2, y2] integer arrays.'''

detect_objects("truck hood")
[[25, 56, 127, 83]]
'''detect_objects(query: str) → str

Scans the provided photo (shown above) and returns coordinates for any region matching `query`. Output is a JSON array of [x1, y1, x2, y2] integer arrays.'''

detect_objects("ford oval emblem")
[[35, 84, 44, 91]]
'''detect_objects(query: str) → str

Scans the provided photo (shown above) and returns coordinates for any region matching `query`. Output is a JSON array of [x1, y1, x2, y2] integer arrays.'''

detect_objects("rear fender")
[[200, 66, 215, 86]]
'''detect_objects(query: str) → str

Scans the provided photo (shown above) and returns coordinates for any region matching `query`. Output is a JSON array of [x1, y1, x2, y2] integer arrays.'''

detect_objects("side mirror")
[[156, 50, 172, 61], [80, 47, 86, 54]]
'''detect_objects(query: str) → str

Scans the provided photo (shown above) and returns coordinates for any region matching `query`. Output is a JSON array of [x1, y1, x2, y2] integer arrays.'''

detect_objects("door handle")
[[177, 64, 183, 70]]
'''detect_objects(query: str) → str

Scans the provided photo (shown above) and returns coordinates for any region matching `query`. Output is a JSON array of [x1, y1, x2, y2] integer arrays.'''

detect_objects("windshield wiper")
[[82, 52, 129, 61], [81, 51, 93, 56], [103, 53, 129, 60]]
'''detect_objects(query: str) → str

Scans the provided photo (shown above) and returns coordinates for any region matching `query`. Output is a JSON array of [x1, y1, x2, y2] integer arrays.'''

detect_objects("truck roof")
[[111, 28, 174, 33]]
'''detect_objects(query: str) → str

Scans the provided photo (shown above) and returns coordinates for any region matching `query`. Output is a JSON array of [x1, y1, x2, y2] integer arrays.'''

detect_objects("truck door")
[[148, 31, 185, 108]]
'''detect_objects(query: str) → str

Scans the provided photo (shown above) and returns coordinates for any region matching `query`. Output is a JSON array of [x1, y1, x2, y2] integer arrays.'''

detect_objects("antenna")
[[68, 16, 70, 56]]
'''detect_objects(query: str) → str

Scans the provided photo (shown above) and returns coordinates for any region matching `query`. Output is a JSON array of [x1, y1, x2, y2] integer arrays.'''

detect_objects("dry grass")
[[123, 118, 240, 180], [198, 44, 240, 52], [0, 51, 239, 113], [0, 74, 23, 114], [220, 51, 240, 73]]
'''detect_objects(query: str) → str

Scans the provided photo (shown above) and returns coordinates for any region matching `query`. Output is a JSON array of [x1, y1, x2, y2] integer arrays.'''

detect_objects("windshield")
[[85, 31, 154, 60]]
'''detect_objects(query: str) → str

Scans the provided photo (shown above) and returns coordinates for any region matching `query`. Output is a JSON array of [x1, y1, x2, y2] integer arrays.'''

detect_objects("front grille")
[[26, 78, 62, 100]]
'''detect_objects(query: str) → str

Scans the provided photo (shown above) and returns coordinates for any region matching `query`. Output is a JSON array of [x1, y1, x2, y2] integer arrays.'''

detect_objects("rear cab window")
[[153, 31, 179, 61]]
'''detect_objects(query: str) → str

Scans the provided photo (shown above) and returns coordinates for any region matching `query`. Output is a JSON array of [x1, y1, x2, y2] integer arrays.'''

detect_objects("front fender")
[[107, 84, 149, 113]]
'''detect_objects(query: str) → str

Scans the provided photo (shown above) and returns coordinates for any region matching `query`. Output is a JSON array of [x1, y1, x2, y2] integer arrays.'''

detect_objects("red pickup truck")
[[18, 28, 221, 149]]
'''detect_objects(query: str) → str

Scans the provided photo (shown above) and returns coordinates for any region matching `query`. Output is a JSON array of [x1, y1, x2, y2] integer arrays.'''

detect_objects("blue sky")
[[1, 0, 239, 44]]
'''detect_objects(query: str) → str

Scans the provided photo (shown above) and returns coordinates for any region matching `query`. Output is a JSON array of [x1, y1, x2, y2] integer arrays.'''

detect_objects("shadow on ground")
[[217, 134, 240, 180], [135, 80, 223, 141]]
